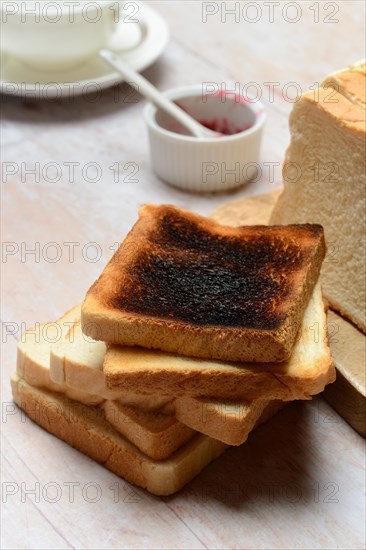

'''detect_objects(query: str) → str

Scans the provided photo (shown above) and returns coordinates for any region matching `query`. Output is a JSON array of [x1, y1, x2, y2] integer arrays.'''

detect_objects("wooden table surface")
[[2, 2, 365, 549]]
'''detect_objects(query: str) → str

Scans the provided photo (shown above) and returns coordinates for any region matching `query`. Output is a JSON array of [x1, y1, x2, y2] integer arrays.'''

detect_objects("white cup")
[[0, 0, 126, 70], [144, 85, 266, 193]]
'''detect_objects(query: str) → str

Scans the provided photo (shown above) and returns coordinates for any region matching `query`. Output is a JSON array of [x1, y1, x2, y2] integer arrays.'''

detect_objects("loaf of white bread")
[[270, 61, 366, 332]]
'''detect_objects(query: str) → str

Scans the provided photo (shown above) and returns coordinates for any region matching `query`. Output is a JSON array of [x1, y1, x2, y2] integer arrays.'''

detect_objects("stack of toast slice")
[[13, 204, 335, 495]]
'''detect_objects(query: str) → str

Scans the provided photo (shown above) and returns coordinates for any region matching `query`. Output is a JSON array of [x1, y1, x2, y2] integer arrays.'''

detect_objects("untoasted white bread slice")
[[104, 281, 335, 400], [11, 374, 227, 496], [102, 401, 195, 460], [17, 307, 103, 406], [270, 87, 366, 332], [50, 318, 173, 411]]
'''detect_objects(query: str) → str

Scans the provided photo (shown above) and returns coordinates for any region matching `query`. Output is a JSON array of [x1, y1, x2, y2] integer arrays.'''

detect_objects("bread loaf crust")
[[321, 62, 366, 108]]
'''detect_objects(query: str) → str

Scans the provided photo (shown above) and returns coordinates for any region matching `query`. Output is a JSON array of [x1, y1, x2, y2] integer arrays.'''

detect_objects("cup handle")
[[107, 1, 145, 52]]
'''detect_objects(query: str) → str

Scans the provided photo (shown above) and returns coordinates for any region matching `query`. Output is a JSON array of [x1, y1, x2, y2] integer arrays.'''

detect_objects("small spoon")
[[100, 49, 220, 139]]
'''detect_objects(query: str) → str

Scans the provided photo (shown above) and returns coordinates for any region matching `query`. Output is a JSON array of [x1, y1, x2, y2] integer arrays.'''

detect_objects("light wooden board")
[[324, 311, 366, 437], [211, 191, 366, 438]]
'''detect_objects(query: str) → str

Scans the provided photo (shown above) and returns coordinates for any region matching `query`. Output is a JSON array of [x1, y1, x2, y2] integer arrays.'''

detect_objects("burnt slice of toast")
[[103, 280, 335, 400], [82, 204, 325, 363]]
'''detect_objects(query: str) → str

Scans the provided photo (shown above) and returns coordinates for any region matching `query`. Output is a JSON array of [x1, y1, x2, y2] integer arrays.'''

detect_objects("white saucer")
[[0, 2, 169, 98]]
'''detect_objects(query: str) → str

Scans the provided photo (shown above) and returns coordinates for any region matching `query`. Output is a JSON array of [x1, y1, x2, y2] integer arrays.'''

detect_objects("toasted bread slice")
[[82, 205, 325, 363], [102, 401, 195, 460], [104, 281, 335, 400], [17, 307, 103, 406], [174, 397, 285, 445], [11, 374, 227, 496]]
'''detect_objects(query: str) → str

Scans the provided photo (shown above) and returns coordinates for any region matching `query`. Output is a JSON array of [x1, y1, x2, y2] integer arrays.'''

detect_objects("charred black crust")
[[107, 209, 323, 330]]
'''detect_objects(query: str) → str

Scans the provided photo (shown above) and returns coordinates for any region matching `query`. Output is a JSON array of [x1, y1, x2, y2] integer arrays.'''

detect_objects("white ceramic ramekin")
[[144, 84, 266, 192]]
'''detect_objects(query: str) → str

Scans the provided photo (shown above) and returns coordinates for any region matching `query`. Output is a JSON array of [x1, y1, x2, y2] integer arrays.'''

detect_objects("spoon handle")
[[100, 49, 211, 138]]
